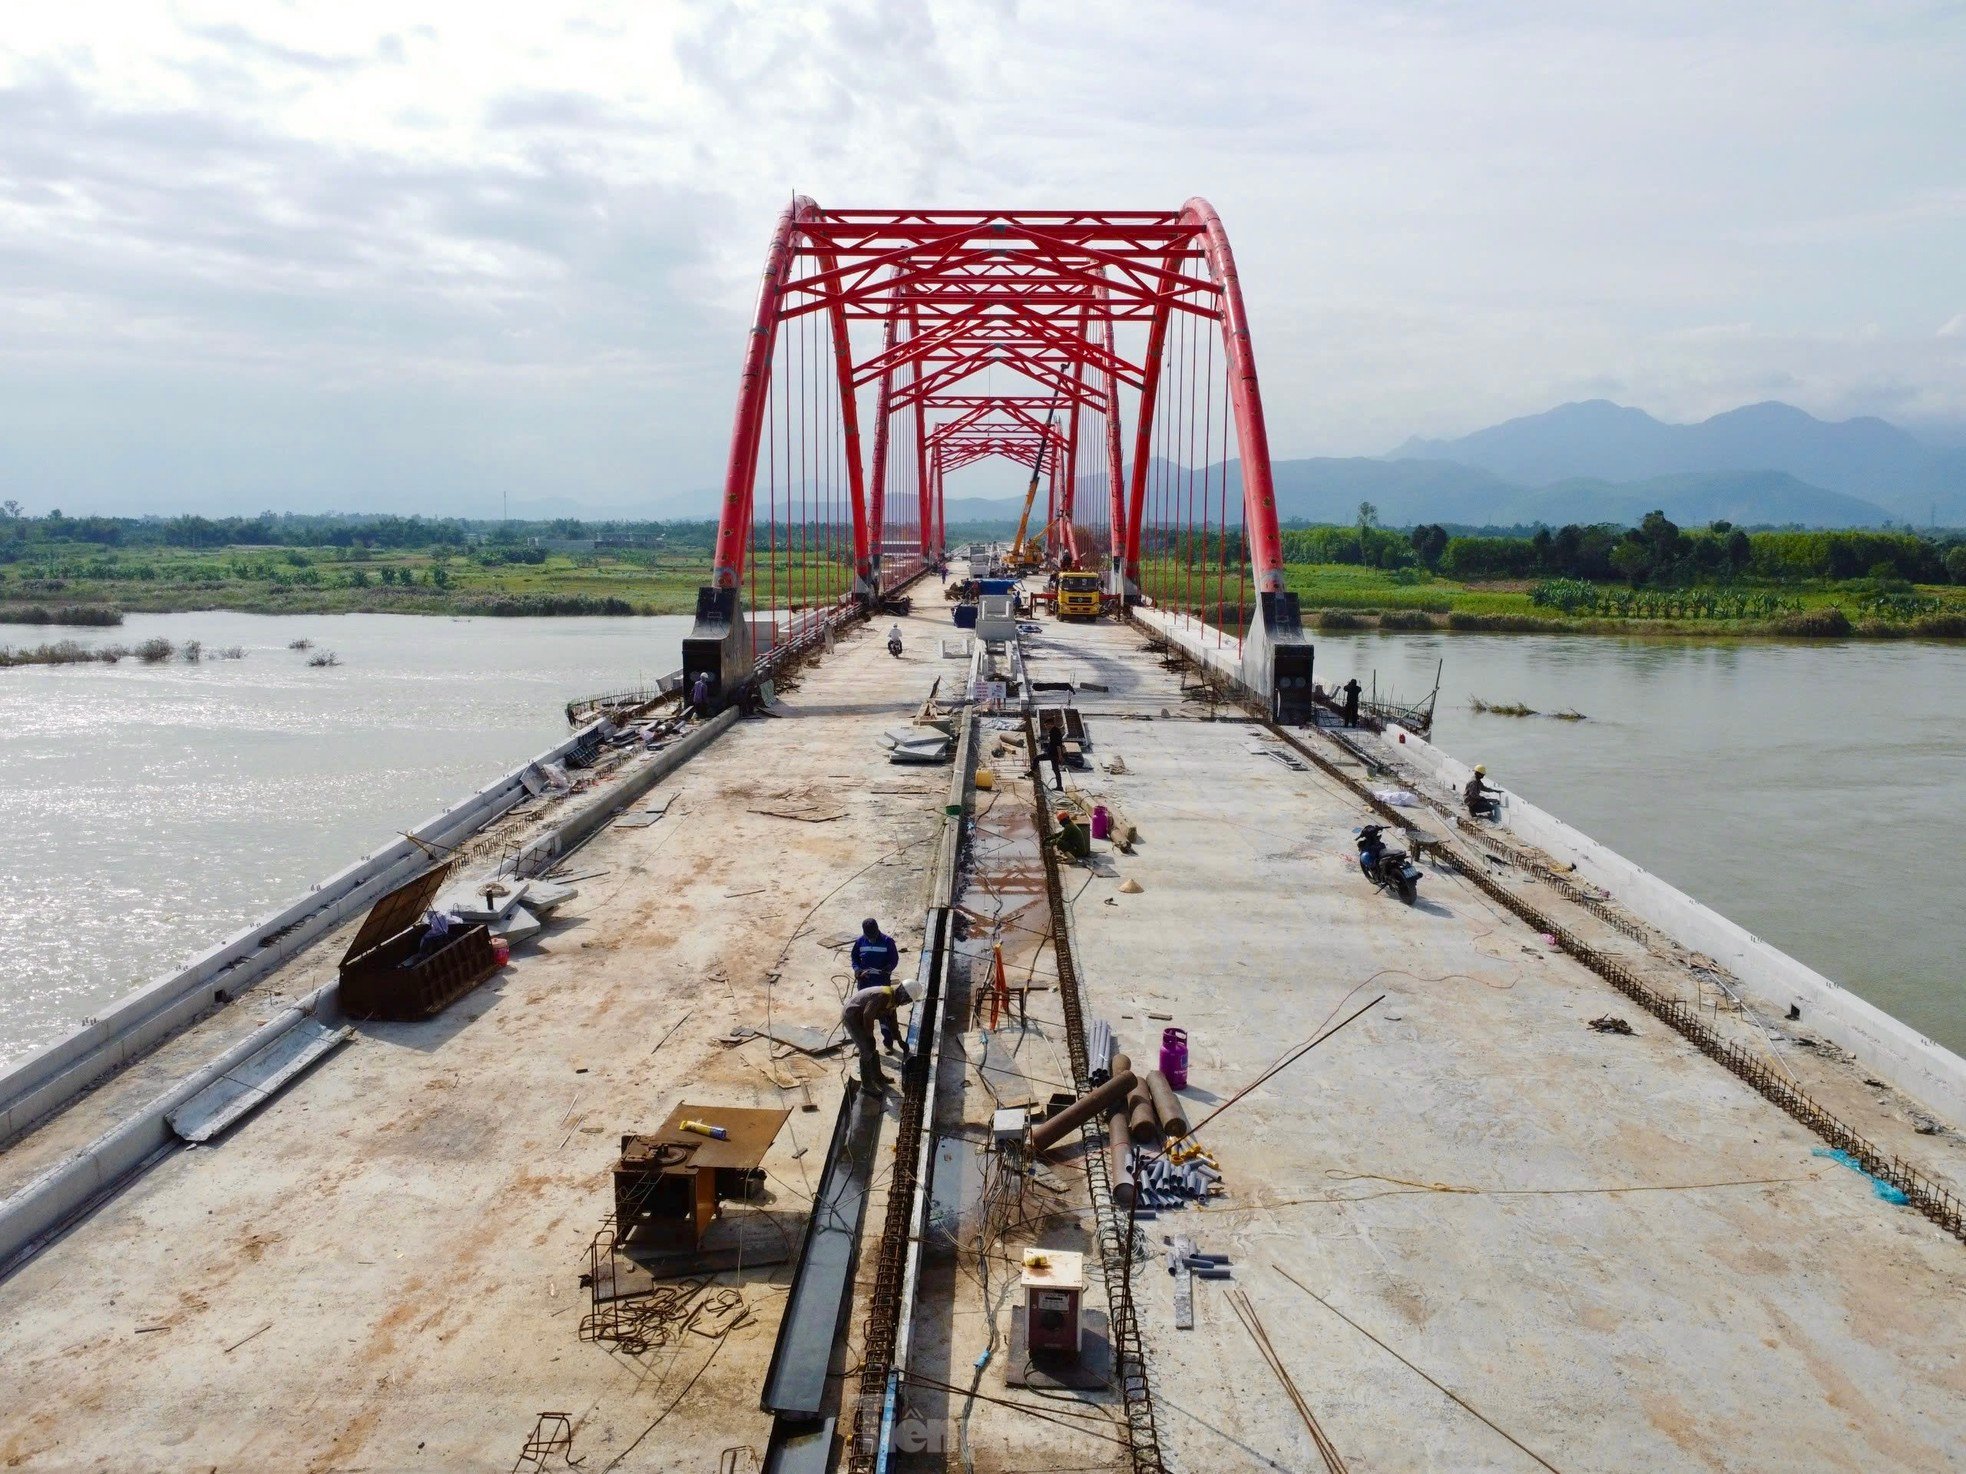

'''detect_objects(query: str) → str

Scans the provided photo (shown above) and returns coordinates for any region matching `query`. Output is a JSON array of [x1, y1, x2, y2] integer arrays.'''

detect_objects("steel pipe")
[[1145, 1069, 1188, 1140], [1030, 1069, 1136, 1153]]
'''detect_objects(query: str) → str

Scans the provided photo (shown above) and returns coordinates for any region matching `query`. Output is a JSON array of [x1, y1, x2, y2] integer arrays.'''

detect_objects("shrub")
[[1377, 609, 1436, 630], [1909, 611, 1966, 638], [1445, 611, 1566, 632], [1316, 608, 1365, 630], [1769, 607, 1851, 638], [0, 603, 124, 626], [134, 637, 174, 662], [455, 593, 636, 616]]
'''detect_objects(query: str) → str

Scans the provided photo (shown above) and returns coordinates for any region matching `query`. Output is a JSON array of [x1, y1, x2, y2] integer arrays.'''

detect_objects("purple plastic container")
[[1159, 1027, 1189, 1090]]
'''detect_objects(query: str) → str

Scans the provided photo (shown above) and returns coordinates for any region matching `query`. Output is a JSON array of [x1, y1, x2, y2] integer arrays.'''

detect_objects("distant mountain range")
[[1393, 399, 1966, 526], [942, 401, 1964, 531], [507, 400, 1963, 531]]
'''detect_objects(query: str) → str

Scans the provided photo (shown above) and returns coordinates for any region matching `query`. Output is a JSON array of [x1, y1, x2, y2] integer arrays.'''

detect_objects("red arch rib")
[[1180, 197, 1285, 595]]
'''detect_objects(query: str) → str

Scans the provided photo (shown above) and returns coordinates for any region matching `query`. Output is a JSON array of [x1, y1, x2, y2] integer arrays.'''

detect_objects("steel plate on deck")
[[167, 1018, 353, 1144]]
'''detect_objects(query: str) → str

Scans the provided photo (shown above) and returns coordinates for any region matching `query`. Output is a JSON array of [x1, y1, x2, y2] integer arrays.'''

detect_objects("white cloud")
[[1, 0, 1963, 514]]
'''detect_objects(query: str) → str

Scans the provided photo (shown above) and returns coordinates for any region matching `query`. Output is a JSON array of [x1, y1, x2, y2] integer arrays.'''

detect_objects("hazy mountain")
[[1393, 399, 1966, 524], [947, 458, 1889, 531], [1253, 458, 1890, 529]]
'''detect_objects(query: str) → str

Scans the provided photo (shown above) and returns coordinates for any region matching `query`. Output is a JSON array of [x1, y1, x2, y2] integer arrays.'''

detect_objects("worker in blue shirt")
[[850, 918, 904, 1056], [852, 917, 899, 982]]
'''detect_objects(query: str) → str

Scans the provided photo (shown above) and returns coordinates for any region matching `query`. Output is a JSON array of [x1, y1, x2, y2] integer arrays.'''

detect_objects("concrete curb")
[[1380, 721, 1966, 1125], [0, 720, 612, 1145], [0, 707, 744, 1278], [509, 708, 740, 877], [0, 981, 341, 1278]]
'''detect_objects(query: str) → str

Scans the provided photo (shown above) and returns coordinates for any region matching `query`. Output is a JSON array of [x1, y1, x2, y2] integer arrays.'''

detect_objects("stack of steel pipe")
[[1030, 1069, 1136, 1153], [1088, 1020, 1115, 1084], [1130, 1149, 1222, 1208], [1144, 1070, 1188, 1139]]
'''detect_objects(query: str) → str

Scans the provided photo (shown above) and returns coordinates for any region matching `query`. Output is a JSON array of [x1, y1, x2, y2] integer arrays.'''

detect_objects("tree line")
[[1281, 503, 1966, 586], [0, 505, 722, 554]]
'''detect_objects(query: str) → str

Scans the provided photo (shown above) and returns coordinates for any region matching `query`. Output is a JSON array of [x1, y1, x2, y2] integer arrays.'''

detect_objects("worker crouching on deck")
[[842, 976, 910, 1092], [1465, 764, 1500, 819]]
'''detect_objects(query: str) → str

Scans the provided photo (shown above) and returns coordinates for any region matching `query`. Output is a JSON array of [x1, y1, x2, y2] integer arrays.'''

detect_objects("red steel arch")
[[690, 200, 1298, 695]]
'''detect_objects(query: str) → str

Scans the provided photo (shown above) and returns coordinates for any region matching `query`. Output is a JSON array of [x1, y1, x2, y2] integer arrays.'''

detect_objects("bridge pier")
[[681, 584, 754, 705]]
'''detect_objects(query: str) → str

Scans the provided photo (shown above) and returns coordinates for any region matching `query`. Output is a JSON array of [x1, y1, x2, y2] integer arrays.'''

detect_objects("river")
[[0, 611, 690, 1067], [1315, 630, 1965, 1055], [1, 614, 1961, 1068]]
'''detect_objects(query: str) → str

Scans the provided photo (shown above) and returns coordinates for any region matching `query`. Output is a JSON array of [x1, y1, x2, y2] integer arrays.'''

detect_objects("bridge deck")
[[1021, 616, 1965, 1473], [0, 603, 1961, 1473], [0, 604, 960, 1473]]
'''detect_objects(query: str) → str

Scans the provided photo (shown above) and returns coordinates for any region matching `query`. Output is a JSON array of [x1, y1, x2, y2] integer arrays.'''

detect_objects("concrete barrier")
[[1133, 606, 1250, 695], [0, 982, 342, 1277], [1, 716, 614, 1144], [1380, 722, 1966, 1125], [0, 706, 746, 1277]]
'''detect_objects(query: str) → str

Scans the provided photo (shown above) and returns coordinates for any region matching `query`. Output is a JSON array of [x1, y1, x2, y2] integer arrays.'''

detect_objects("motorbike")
[[886, 633, 904, 657], [1355, 824, 1422, 904]]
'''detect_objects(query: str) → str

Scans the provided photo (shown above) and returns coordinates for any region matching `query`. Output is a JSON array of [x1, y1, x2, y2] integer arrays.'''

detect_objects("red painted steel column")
[[818, 250, 874, 592], [913, 342, 932, 558], [711, 198, 806, 588], [1122, 290, 1176, 589], [865, 307, 900, 592], [1099, 312, 1127, 575], [1181, 197, 1285, 594]]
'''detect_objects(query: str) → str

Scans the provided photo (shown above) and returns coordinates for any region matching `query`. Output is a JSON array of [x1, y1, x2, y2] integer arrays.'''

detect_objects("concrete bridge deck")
[[0, 599, 1961, 1473]]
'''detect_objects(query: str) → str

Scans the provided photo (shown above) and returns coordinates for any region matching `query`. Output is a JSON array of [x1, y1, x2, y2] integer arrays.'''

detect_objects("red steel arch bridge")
[[683, 199, 1315, 715]]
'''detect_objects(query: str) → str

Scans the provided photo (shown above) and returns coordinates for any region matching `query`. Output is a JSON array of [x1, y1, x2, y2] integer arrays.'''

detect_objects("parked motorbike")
[[1355, 824, 1422, 904]]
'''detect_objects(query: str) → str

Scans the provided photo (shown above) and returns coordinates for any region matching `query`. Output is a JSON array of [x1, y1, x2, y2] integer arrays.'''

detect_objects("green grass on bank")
[[1281, 563, 1966, 639], [0, 545, 721, 618], [5, 540, 1965, 641]]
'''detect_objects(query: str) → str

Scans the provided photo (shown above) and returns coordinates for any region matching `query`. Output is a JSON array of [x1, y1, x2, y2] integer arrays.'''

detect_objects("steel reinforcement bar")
[[1025, 714, 1168, 1474], [1262, 719, 1966, 1245]]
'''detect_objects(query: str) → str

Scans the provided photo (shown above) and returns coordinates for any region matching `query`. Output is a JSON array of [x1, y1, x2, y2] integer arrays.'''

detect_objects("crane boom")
[[1006, 393, 1061, 570]]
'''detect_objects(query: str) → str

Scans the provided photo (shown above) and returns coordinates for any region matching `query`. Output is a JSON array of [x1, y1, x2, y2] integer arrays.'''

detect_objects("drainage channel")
[[1262, 718, 1966, 1246], [761, 662, 977, 1474], [1022, 712, 1168, 1474]]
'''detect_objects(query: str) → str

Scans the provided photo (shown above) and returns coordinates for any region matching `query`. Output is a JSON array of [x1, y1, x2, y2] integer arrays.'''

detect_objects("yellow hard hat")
[[1474, 764, 1487, 776]]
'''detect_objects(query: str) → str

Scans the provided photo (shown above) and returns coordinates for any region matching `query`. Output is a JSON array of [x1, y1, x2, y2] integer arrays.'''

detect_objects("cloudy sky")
[[2, 1, 1962, 517]]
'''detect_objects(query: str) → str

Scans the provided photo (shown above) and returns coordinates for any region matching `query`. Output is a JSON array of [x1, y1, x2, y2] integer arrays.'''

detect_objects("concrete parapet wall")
[[0, 983, 341, 1276], [0, 718, 610, 1144], [1131, 606, 1249, 692], [0, 707, 745, 1277], [1381, 722, 1966, 1125]]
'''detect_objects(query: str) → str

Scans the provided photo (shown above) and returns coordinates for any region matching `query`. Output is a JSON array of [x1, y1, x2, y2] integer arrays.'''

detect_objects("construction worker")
[[1043, 724, 1067, 791], [689, 670, 713, 715], [851, 917, 899, 984], [842, 977, 909, 1091], [1341, 677, 1362, 728], [1464, 764, 1500, 819], [1052, 807, 1092, 860]]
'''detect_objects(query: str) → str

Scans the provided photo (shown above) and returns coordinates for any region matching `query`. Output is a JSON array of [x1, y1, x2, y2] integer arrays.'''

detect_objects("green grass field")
[[4, 543, 1962, 640], [0, 545, 727, 618], [1281, 563, 1966, 638]]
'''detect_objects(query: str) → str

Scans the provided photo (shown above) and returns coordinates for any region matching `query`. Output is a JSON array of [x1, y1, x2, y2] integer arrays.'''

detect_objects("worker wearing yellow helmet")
[[1464, 763, 1500, 819]]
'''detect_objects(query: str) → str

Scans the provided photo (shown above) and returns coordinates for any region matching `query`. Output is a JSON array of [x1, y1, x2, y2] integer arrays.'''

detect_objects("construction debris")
[[1587, 1014, 1637, 1035]]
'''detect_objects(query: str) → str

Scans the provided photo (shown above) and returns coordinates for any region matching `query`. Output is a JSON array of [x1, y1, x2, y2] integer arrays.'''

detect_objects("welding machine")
[[1019, 1248, 1086, 1358]]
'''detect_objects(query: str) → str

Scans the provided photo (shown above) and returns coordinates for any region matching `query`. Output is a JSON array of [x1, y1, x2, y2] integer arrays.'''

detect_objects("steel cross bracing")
[[703, 200, 1290, 606]]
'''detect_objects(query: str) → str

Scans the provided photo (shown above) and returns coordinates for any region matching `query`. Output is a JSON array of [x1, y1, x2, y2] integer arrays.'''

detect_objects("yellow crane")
[[1002, 394, 1061, 573]]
